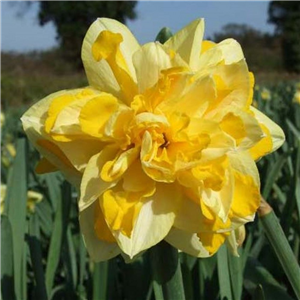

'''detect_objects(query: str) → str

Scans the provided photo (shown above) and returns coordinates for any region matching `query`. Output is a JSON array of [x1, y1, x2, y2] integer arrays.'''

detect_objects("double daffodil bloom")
[[21, 18, 285, 261]]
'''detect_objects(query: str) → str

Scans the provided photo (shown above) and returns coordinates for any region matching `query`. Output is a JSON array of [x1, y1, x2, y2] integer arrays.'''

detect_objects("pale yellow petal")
[[82, 18, 140, 96], [114, 183, 181, 257], [56, 140, 103, 172], [79, 147, 119, 211], [165, 227, 210, 257], [36, 139, 81, 188], [122, 160, 155, 193], [79, 93, 119, 139], [198, 39, 244, 75], [133, 42, 172, 93], [173, 195, 204, 233], [200, 168, 234, 222], [229, 151, 260, 187], [50, 89, 101, 140], [203, 61, 251, 116], [101, 146, 140, 182], [218, 107, 264, 150], [250, 106, 285, 157], [164, 19, 204, 71], [167, 75, 216, 118], [79, 202, 120, 262]]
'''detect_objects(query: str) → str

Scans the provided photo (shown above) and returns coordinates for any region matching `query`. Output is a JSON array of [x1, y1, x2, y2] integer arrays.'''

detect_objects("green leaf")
[[262, 153, 287, 199], [198, 256, 218, 300], [217, 245, 233, 300], [252, 285, 265, 300], [78, 235, 87, 299], [62, 226, 78, 291], [121, 255, 152, 300], [294, 140, 300, 230], [228, 251, 243, 300], [259, 210, 300, 299], [45, 181, 72, 295], [180, 254, 196, 300], [5, 137, 28, 300], [28, 213, 48, 300], [150, 241, 186, 300], [245, 257, 294, 300], [1, 215, 15, 300], [93, 260, 119, 300]]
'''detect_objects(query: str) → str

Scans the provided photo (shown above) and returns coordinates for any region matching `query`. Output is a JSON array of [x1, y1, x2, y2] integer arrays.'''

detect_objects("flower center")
[[160, 133, 170, 149]]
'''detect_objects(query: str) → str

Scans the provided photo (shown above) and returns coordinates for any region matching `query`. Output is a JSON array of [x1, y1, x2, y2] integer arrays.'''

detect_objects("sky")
[[1, 1, 275, 52]]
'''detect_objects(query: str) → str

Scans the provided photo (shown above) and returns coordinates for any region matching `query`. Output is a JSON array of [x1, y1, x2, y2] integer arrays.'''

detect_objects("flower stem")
[[258, 198, 300, 299], [150, 240, 186, 300]]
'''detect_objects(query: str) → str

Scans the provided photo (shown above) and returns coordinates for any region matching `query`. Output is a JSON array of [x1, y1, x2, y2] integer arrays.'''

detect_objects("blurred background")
[[1, 1, 300, 110], [1, 1, 300, 300]]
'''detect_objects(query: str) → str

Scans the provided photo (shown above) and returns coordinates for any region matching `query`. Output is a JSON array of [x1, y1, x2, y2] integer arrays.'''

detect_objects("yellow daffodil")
[[1, 142, 17, 168], [293, 84, 300, 104], [260, 87, 271, 101], [21, 18, 285, 261], [1, 184, 43, 214], [293, 91, 300, 104], [1, 112, 5, 127]]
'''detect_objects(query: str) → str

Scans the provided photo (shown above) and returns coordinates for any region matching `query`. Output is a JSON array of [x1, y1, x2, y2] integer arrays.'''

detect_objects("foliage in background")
[[16, 1, 138, 67], [268, 1, 300, 73]]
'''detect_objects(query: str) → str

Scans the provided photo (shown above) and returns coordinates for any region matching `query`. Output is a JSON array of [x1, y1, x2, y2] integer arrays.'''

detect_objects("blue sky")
[[1, 1, 275, 52]]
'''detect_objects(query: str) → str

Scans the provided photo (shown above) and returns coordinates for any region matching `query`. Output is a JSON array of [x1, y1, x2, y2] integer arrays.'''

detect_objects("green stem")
[[259, 199, 300, 299], [150, 241, 186, 300]]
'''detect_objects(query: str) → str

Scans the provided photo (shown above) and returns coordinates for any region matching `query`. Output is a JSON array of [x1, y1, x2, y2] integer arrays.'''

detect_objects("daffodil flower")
[[1, 112, 5, 127], [293, 84, 300, 104], [260, 87, 271, 101], [21, 18, 285, 261], [1, 184, 43, 214]]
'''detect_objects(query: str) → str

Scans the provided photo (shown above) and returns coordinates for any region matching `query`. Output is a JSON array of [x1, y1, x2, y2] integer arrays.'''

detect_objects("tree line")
[[18, 1, 300, 73]]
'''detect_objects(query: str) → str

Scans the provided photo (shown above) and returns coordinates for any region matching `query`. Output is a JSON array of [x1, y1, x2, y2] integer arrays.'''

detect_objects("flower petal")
[[79, 93, 119, 139], [165, 227, 210, 257], [82, 18, 140, 96], [79, 202, 120, 262], [250, 106, 285, 160], [164, 19, 205, 71], [101, 146, 140, 182], [197, 231, 229, 255], [229, 152, 260, 219], [173, 195, 204, 233], [198, 38, 244, 71], [114, 183, 181, 257], [133, 42, 172, 93], [79, 146, 119, 211]]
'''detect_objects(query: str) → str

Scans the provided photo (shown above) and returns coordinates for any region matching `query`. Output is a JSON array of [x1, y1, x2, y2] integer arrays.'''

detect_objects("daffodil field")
[[1, 81, 299, 300]]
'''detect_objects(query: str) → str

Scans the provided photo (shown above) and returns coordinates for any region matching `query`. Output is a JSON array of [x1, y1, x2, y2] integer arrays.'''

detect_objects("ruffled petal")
[[250, 107, 285, 160], [113, 183, 181, 258], [165, 227, 210, 257], [79, 202, 120, 262], [133, 42, 172, 93], [229, 152, 260, 219], [164, 19, 205, 71], [82, 18, 140, 97], [79, 146, 119, 211]]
